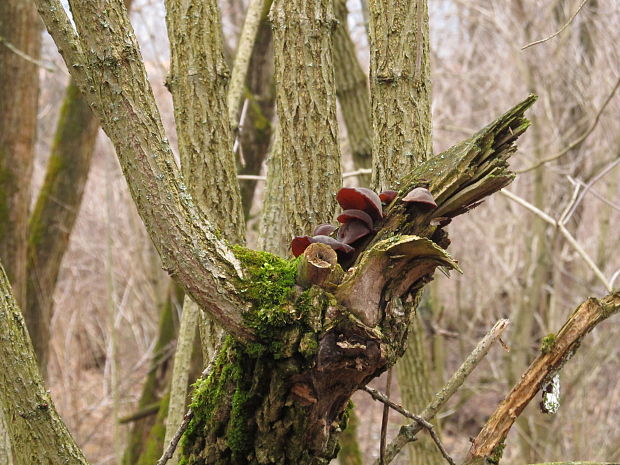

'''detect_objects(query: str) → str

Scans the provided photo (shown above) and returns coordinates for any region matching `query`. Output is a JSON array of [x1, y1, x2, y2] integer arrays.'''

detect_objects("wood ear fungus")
[[402, 187, 437, 209]]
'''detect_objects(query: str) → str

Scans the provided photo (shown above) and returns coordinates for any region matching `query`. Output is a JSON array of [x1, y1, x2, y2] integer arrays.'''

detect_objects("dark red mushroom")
[[291, 235, 354, 257], [379, 190, 398, 204], [402, 187, 437, 209], [291, 236, 313, 257], [337, 220, 372, 244], [336, 187, 383, 220], [313, 223, 337, 236], [311, 235, 354, 254], [337, 209, 373, 229]]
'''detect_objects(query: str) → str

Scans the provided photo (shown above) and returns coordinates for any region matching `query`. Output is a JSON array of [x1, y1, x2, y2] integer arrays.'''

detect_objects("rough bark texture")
[[270, 0, 343, 239], [37, 0, 253, 340], [368, 0, 432, 191], [465, 292, 620, 465], [258, 131, 289, 256], [25, 81, 99, 376], [0, 264, 90, 465], [164, 0, 245, 240], [333, 0, 372, 187], [0, 0, 40, 307]]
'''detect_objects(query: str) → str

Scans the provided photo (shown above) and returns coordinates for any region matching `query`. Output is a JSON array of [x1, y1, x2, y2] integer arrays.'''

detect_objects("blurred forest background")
[[3, 0, 619, 464]]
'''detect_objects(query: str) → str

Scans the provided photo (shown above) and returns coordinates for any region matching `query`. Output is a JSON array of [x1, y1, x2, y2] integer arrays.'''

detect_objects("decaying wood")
[[464, 292, 620, 465], [297, 243, 343, 289]]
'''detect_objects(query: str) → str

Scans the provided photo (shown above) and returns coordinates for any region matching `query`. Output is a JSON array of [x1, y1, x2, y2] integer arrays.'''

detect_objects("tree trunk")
[[25, 81, 99, 376], [0, 263, 90, 465], [333, 0, 372, 187], [0, 0, 40, 308], [368, 0, 432, 191], [271, 0, 342, 239]]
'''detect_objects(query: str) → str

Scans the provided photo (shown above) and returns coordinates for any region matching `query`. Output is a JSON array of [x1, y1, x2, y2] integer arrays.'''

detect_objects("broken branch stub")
[[464, 292, 620, 465], [333, 95, 536, 331]]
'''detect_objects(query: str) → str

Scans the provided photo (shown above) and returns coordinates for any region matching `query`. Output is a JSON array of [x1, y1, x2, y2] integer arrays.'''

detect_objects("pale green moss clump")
[[540, 333, 556, 354]]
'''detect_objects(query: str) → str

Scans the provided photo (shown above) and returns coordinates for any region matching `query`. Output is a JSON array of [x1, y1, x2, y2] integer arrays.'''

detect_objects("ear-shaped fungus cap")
[[379, 190, 398, 204], [337, 209, 374, 229], [291, 235, 354, 257], [336, 187, 383, 220], [337, 220, 372, 244], [402, 187, 437, 209], [313, 223, 337, 236]]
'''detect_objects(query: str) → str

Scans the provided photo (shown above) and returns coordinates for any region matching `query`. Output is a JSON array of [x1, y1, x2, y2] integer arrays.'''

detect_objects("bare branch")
[[375, 319, 510, 465], [464, 292, 620, 465], [362, 386, 456, 465], [521, 0, 590, 50], [501, 189, 613, 291], [517, 77, 620, 173]]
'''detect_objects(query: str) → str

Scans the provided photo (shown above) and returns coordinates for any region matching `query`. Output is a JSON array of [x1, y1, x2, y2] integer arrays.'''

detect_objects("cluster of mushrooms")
[[291, 186, 438, 267]]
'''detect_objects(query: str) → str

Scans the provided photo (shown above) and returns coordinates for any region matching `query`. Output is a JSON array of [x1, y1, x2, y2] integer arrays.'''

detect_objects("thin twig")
[[564, 157, 620, 222], [517, 77, 620, 173], [373, 319, 510, 465], [0, 34, 57, 72], [501, 189, 612, 291], [379, 369, 392, 465], [156, 336, 225, 465], [237, 168, 373, 182], [363, 386, 456, 465], [521, 0, 590, 50]]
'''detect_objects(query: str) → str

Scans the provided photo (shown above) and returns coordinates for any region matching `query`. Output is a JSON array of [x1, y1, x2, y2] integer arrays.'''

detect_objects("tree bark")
[[0, 0, 40, 308], [0, 263, 90, 465], [270, 0, 343, 239], [164, 0, 245, 239], [333, 0, 372, 187], [368, 0, 432, 191]]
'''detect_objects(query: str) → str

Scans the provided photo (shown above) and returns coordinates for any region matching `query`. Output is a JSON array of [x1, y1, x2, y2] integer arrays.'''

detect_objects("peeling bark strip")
[[0, 264, 90, 465], [464, 292, 620, 465], [270, 0, 343, 239]]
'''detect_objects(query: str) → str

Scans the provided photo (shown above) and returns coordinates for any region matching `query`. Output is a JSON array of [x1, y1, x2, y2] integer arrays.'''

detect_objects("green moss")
[[488, 442, 506, 464], [541, 333, 557, 354], [232, 245, 299, 339]]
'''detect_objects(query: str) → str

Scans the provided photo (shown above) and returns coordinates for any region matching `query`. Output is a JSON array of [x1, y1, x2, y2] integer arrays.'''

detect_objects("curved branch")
[[0, 264, 90, 465], [36, 0, 254, 340]]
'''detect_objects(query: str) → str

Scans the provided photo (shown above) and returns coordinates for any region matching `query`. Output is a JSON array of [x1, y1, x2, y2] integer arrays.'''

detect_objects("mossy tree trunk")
[[25, 81, 99, 377], [0, 263, 89, 465], [34, 0, 534, 463]]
